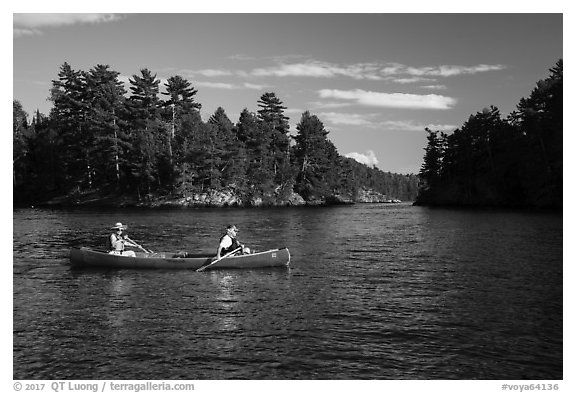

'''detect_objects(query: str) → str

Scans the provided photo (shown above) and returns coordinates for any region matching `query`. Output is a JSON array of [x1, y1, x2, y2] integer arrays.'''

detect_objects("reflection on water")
[[13, 205, 562, 379]]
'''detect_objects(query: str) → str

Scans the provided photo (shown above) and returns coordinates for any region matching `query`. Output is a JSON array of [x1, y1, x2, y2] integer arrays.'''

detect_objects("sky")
[[12, 11, 563, 175]]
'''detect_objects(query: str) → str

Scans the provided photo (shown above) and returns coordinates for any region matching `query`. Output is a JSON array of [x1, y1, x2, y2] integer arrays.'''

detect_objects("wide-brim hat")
[[111, 222, 127, 230]]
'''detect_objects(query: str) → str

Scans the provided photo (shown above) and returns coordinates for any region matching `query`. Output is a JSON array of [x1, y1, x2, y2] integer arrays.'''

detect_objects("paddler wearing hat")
[[108, 222, 138, 257]]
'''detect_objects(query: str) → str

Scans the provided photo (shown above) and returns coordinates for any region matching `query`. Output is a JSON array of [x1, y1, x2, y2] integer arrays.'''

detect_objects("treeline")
[[416, 59, 562, 209], [13, 62, 418, 206]]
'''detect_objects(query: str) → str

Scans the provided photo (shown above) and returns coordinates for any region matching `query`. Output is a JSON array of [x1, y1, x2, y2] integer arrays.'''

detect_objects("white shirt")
[[219, 234, 233, 249]]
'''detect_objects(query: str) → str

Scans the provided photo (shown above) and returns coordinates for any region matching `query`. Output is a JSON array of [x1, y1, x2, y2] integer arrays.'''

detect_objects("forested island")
[[13, 63, 418, 208], [14, 60, 561, 210], [416, 60, 562, 209]]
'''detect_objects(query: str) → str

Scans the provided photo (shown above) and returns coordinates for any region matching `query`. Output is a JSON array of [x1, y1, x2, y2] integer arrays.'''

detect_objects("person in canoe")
[[107, 222, 141, 257], [217, 224, 251, 258]]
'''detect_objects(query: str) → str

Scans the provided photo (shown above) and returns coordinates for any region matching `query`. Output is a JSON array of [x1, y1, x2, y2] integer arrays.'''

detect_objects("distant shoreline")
[[16, 187, 409, 209]]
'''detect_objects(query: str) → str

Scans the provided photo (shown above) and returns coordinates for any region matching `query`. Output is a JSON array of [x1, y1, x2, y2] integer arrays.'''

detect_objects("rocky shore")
[[33, 187, 404, 208]]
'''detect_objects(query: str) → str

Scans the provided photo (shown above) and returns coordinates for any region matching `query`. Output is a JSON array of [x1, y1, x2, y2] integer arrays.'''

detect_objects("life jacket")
[[107, 233, 125, 251], [219, 234, 241, 257]]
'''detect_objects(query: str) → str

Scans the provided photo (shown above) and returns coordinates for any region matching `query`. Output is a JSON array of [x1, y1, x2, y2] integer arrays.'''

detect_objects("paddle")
[[125, 236, 153, 254], [196, 247, 242, 272]]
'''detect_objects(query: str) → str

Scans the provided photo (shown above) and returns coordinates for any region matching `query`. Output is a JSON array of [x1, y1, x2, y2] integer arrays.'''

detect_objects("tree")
[[128, 68, 161, 125], [162, 75, 201, 165], [509, 59, 562, 206], [13, 100, 29, 187], [127, 69, 163, 195], [418, 128, 446, 200], [236, 108, 274, 197], [257, 92, 292, 186], [16, 62, 426, 205], [292, 111, 339, 200], [208, 107, 246, 188], [49, 62, 92, 191], [85, 64, 128, 188], [415, 59, 562, 208]]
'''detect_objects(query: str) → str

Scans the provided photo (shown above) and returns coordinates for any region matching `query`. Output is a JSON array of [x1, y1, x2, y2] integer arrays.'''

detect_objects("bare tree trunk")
[[86, 154, 92, 189], [168, 104, 175, 166], [113, 115, 120, 182]]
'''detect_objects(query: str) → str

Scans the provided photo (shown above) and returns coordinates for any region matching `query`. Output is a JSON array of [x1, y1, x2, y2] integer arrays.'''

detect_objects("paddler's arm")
[[216, 243, 225, 258]]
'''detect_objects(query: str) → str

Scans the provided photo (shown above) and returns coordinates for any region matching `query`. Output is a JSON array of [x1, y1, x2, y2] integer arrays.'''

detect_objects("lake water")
[[13, 204, 563, 380]]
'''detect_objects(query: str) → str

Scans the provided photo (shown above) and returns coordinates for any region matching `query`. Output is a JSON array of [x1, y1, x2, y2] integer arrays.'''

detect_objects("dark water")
[[13, 204, 562, 380]]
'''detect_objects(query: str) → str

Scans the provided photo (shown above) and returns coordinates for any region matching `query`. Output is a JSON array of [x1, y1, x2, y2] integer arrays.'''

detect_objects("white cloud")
[[392, 77, 436, 84], [308, 101, 351, 109], [345, 150, 379, 167], [312, 111, 458, 132], [318, 89, 456, 110], [421, 85, 447, 90], [316, 112, 375, 126], [194, 69, 234, 77], [252, 61, 382, 80], [253, 62, 342, 78], [175, 61, 505, 89], [248, 60, 505, 81], [14, 28, 38, 37], [381, 120, 426, 131], [405, 64, 506, 77], [195, 81, 237, 90], [381, 120, 458, 132], [194, 81, 268, 90], [425, 123, 458, 132], [242, 83, 269, 90], [13, 14, 122, 36], [285, 108, 307, 115]]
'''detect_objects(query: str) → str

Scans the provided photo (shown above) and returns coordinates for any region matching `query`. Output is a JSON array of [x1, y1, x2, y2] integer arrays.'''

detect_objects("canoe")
[[69, 247, 290, 270]]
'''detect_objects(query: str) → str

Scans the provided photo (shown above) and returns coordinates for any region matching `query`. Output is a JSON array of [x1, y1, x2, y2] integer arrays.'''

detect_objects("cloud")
[[176, 61, 505, 89], [405, 64, 506, 77], [308, 101, 351, 109], [248, 60, 505, 81], [13, 13, 122, 36], [14, 28, 38, 37], [425, 123, 458, 132], [252, 61, 382, 80], [194, 69, 234, 77], [345, 150, 379, 167], [195, 81, 268, 90], [195, 81, 237, 90], [381, 120, 457, 132], [420, 84, 447, 90], [318, 89, 456, 110], [316, 112, 376, 126], [253, 62, 344, 78], [242, 82, 269, 90], [316, 112, 457, 132], [392, 77, 436, 84]]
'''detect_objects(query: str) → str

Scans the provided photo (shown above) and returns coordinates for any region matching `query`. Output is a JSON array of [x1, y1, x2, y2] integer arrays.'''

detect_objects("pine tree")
[[49, 62, 91, 191], [237, 108, 274, 197], [13, 100, 29, 187], [128, 68, 161, 125], [509, 59, 562, 206], [208, 107, 246, 188], [257, 92, 292, 187], [127, 69, 163, 196], [162, 75, 201, 165], [292, 111, 339, 200], [418, 128, 445, 193], [85, 64, 128, 188]]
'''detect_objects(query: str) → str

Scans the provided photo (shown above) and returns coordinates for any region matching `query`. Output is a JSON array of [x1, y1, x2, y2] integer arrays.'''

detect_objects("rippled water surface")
[[13, 204, 562, 379]]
